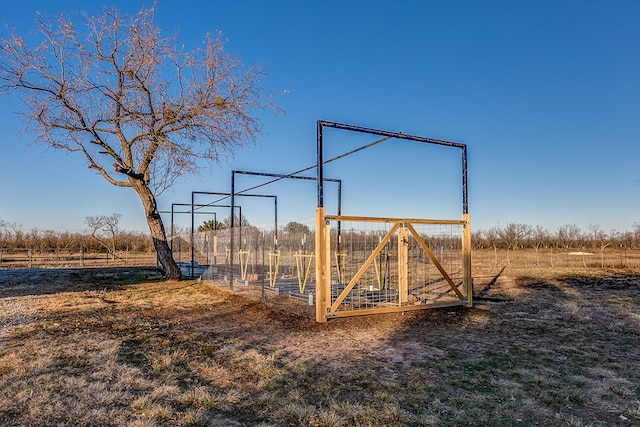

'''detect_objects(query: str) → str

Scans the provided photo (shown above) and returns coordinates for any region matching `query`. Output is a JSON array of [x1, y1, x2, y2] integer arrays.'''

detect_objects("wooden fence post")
[[315, 207, 330, 323], [398, 225, 408, 305], [462, 213, 473, 307]]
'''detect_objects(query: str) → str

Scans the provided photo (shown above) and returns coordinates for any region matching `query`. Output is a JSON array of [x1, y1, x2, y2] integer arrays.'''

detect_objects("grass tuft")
[[178, 386, 222, 409]]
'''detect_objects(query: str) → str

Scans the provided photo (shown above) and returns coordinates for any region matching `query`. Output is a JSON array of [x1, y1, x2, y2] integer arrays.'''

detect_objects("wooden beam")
[[398, 226, 408, 305], [294, 252, 314, 293], [334, 252, 346, 284], [325, 300, 465, 319], [268, 251, 279, 288], [239, 250, 250, 281], [325, 215, 464, 225], [315, 208, 330, 322], [462, 213, 473, 306]]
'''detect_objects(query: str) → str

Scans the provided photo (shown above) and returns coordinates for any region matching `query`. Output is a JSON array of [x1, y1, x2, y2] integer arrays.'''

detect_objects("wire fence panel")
[[0, 248, 156, 269], [175, 219, 318, 316], [172, 214, 470, 321], [318, 215, 470, 320]]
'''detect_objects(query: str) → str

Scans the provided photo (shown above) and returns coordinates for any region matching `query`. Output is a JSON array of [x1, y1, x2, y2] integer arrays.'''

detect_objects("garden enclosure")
[[173, 214, 471, 321], [169, 121, 472, 322]]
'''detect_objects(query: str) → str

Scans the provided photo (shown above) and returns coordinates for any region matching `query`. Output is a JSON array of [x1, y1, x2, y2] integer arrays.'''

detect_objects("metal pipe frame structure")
[[160, 203, 225, 251], [160, 203, 240, 276], [230, 169, 344, 266], [230, 169, 342, 219], [192, 190, 278, 286], [316, 120, 468, 214], [314, 120, 471, 322]]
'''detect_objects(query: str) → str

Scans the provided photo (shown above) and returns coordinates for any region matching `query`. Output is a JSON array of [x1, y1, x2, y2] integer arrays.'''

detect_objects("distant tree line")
[[196, 219, 640, 254], [0, 216, 154, 253], [472, 223, 640, 251], [4, 216, 640, 256]]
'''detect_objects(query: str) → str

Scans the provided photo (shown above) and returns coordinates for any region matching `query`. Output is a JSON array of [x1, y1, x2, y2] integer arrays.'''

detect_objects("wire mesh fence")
[[173, 216, 469, 319], [0, 248, 156, 269], [324, 218, 467, 317], [172, 219, 318, 316]]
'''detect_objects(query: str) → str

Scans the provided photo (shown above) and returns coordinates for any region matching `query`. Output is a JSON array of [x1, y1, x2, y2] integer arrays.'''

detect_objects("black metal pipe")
[[462, 145, 469, 215], [317, 121, 324, 207], [230, 171, 235, 290], [317, 120, 466, 149], [274, 197, 278, 249], [193, 190, 278, 262], [170, 204, 175, 252], [316, 120, 469, 215], [337, 180, 342, 256], [233, 169, 339, 183], [191, 187, 277, 289], [232, 170, 341, 221], [191, 192, 195, 277], [191, 190, 278, 213], [162, 202, 238, 277]]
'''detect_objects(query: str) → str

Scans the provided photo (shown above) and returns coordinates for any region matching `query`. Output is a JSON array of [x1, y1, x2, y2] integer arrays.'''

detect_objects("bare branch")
[[1, 4, 277, 279]]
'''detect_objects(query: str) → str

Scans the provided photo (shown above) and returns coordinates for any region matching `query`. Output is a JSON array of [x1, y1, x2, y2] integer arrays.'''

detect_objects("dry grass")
[[0, 265, 639, 426]]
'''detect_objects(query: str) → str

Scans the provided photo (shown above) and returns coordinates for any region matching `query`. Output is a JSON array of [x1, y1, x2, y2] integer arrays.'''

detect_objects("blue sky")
[[1, 0, 639, 235]]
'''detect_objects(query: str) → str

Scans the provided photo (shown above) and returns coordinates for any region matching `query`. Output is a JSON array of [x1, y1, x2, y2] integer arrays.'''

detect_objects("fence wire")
[[328, 220, 464, 313], [171, 218, 465, 318]]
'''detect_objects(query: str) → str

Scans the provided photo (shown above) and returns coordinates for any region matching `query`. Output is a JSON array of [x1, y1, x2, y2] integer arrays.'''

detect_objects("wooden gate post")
[[398, 225, 409, 305], [462, 213, 473, 306], [315, 207, 331, 323]]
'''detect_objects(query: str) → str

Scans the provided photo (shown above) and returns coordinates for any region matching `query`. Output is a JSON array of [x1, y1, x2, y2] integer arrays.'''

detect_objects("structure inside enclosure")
[[166, 121, 472, 322]]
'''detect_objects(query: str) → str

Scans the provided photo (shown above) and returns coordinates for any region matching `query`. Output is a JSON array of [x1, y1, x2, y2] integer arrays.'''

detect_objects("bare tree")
[[531, 225, 549, 266], [85, 213, 126, 261], [499, 223, 532, 250], [496, 223, 531, 266], [0, 218, 8, 247], [633, 222, 640, 250], [555, 224, 582, 249], [0, 5, 275, 279], [222, 214, 251, 228], [85, 215, 110, 254], [485, 226, 501, 265], [588, 224, 612, 268], [102, 213, 122, 257]]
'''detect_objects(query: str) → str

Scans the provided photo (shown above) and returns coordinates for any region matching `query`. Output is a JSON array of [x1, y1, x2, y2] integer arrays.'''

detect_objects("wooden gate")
[[314, 208, 472, 322]]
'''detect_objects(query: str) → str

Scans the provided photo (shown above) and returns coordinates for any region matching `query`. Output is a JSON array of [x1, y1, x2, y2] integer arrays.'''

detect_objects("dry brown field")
[[0, 252, 639, 426], [0, 249, 157, 269]]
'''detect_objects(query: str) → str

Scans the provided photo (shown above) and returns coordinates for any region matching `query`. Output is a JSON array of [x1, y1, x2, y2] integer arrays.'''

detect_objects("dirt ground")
[[1, 266, 639, 426]]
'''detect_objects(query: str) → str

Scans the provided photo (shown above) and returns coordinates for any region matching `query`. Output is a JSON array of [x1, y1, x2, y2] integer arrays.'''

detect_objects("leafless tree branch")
[[0, 5, 278, 278]]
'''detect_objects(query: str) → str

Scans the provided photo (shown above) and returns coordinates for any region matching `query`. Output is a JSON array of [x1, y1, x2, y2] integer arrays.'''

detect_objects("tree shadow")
[[3, 267, 640, 425], [381, 270, 640, 425], [0, 267, 162, 298]]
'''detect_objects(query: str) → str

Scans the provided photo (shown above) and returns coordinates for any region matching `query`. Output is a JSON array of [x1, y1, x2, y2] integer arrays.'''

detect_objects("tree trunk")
[[132, 180, 182, 280]]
